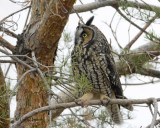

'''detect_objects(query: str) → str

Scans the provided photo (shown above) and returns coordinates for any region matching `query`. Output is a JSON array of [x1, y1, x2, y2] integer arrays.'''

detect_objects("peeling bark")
[[0, 67, 9, 128], [14, 0, 76, 127]]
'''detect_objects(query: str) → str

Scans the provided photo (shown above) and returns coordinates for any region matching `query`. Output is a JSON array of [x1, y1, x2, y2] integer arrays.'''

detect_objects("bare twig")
[[148, 104, 154, 116], [0, 26, 18, 39], [0, 36, 15, 51], [104, 11, 123, 49], [4, 64, 11, 78], [0, 48, 32, 69], [0, 6, 31, 25], [12, 97, 160, 128], [23, 6, 31, 29], [146, 119, 160, 128], [72, 8, 85, 24], [9, 68, 37, 102], [0, 54, 58, 69], [31, 51, 53, 127], [31, 51, 78, 127], [149, 98, 158, 128], [124, 15, 158, 49], [115, 8, 160, 41], [0, 60, 16, 63]]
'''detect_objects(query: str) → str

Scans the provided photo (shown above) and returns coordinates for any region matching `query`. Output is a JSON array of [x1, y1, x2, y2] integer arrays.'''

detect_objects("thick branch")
[[0, 36, 15, 51], [72, 1, 160, 14], [139, 68, 160, 78], [12, 98, 160, 128]]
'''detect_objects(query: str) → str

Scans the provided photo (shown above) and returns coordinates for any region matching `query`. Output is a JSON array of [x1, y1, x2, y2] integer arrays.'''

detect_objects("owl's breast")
[[72, 46, 112, 96]]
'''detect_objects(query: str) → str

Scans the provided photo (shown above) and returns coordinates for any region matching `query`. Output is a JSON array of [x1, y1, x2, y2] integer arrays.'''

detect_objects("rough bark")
[[0, 67, 9, 128], [14, 0, 76, 128]]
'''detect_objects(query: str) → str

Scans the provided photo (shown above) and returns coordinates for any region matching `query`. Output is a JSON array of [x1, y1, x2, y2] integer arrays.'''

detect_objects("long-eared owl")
[[71, 16, 133, 124]]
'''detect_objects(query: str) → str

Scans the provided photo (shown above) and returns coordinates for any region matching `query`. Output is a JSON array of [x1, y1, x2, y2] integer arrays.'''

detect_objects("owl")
[[71, 16, 133, 124]]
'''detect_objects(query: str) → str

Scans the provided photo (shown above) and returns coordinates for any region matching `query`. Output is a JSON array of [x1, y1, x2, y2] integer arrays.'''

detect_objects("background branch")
[[116, 42, 160, 76], [115, 8, 160, 41], [139, 68, 160, 78], [72, 1, 160, 14], [12, 97, 160, 128], [124, 15, 158, 49]]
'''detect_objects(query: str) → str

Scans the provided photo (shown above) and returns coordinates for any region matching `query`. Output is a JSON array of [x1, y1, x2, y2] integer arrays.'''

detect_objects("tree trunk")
[[0, 67, 9, 128], [14, 0, 76, 127]]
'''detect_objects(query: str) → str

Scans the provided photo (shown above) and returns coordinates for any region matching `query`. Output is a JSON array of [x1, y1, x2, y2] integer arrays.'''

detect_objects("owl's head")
[[74, 16, 97, 47]]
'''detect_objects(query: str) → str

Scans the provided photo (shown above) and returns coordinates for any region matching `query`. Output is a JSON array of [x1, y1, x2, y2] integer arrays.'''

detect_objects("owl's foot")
[[75, 92, 94, 107], [100, 94, 110, 106], [100, 94, 109, 100]]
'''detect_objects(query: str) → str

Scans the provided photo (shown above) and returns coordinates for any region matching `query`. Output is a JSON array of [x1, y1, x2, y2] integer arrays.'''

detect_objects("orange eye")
[[82, 33, 87, 38]]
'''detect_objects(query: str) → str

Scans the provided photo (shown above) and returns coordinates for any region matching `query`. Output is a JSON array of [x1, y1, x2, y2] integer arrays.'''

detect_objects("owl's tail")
[[106, 104, 122, 124]]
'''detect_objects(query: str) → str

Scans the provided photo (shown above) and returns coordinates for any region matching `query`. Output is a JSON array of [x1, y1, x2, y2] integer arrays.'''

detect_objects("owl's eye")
[[82, 33, 87, 38]]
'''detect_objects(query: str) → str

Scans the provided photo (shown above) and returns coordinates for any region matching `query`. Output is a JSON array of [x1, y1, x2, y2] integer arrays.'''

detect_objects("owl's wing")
[[98, 41, 133, 111], [97, 40, 123, 99], [104, 53, 123, 98]]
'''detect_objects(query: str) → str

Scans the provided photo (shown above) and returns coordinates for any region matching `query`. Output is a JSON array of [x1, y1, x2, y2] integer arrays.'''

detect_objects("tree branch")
[[0, 60, 16, 63], [115, 8, 160, 41], [139, 68, 160, 78], [0, 26, 18, 39], [0, 48, 32, 69], [146, 119, 160, 128], [0, 36, 15, 51], [124, 15, 157, 49], [12, 97, 160, 128], [10, 68, 37, 102], [116, 42, 160, 76], [72, 1, 160, 14], [149, 98, 158, 128]]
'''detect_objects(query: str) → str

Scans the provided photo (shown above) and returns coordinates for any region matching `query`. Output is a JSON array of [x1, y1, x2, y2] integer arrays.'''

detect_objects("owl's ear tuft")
[[86, 16, 94, 26]]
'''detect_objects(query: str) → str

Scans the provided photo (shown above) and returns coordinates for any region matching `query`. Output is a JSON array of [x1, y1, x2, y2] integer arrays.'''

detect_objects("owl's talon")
[[100, 100, 105, 106], [75, 98, 89, 107]]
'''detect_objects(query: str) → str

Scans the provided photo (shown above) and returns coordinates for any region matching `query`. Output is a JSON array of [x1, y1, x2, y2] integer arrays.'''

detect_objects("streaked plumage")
[[71, 16, 133, 124]]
